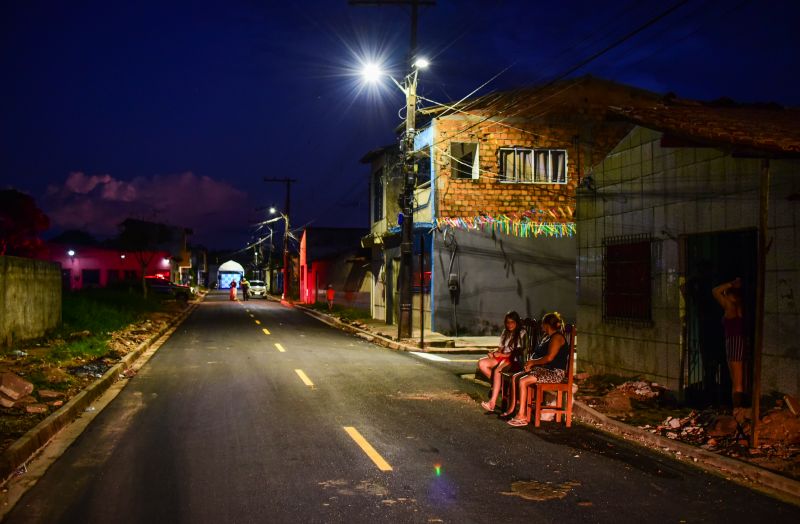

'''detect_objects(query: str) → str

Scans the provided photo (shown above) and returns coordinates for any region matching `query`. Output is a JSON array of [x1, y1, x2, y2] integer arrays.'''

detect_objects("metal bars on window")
[[603, 234, 653, 325]]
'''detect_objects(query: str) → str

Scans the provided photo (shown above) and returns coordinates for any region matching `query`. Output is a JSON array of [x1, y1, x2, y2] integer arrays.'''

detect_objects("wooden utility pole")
[[751, 158, 770, 447], [264, 177, 297, 300]]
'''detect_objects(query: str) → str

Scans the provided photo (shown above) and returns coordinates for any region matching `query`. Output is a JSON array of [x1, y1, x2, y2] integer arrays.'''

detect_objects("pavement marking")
[[343, 427, 393, 472], [255, 319, 261, 325], [409, 351, 450, 362], [249, 313, 255, 318], [294, 369, 314, 386], [262, 328, 271, 335], [275, 343, 286, 353]]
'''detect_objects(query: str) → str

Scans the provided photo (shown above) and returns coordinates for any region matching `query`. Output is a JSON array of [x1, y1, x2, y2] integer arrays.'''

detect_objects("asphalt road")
[[5, 292, 799, 523]]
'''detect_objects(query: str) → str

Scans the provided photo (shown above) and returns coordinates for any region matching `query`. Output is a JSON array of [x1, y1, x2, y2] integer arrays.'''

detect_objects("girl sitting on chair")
[[478, 311, 526, 412], [507, 312, 569, 427]]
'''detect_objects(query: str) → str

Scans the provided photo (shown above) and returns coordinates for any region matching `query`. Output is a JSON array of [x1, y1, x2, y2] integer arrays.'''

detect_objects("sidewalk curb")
[[0, 297, 202, 484], [291, 299, 800, 505], [570, 401, 800, 505], [294, 304, 490, 354]]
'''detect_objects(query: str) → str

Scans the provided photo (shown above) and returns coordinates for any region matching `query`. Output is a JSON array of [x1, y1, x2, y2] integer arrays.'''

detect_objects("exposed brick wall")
[[431, 78, 652, 219]]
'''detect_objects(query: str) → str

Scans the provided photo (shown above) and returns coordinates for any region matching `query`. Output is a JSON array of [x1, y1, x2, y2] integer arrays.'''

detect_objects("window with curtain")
[[499, 148, 567, 183]]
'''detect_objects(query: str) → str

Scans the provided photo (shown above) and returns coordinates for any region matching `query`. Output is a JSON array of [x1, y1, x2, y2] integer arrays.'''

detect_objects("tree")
[[117, 218, 174, 298], [0, 190, 50, 257]]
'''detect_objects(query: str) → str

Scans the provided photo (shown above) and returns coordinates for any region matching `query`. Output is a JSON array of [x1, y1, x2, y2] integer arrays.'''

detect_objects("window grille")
[[603, 234, 652, 324]]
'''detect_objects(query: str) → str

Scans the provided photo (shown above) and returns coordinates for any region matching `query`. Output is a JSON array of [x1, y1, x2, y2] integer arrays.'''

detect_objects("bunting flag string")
[[435, 207, 576, 239]]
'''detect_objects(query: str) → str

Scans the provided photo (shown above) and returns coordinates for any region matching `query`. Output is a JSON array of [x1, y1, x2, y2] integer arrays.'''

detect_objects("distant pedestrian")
[[326, 285, 335, 311], [241, 279, 250, 301], [229, 280, 237, 301]]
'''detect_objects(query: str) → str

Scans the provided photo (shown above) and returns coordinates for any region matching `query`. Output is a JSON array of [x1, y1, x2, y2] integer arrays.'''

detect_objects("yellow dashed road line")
[[255, 319, 261, 325], [294, 369, 314, 387], [262, 328, 271, 335], [275, 343, 286, 353], [343, 427, 393, 472]]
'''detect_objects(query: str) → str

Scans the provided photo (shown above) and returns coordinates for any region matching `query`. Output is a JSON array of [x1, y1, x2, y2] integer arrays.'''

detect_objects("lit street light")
[[361, 57, 428, 339]]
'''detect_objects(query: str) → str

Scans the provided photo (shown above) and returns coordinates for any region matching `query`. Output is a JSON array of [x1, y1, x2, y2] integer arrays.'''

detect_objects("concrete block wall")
[[0, 256, 62, 346], [577, 126, 800, 396]]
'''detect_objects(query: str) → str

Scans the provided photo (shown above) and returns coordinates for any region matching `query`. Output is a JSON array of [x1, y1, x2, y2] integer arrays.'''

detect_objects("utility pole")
[[264, 177, 297, 300], [351, 0, 433, 340]]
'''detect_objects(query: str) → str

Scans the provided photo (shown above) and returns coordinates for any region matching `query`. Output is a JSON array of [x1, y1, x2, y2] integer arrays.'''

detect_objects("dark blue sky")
[[2, 0, 799, 248]]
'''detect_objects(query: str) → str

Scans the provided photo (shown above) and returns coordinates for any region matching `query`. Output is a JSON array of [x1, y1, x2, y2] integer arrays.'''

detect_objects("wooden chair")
[[529, 324, 576, 427], [499, 318, 538, 412]]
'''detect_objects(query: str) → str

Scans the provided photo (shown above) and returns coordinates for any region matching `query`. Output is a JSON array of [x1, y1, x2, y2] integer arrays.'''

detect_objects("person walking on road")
[[241, 279, 250, 301], [229, 280, 237, 301]]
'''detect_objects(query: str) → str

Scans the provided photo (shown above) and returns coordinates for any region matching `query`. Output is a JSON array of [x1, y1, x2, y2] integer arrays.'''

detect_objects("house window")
[[373, 167, 384, 222], [499, 148, 567, 183], [451, 142, 479, 179], [603, 235, 652, 324]]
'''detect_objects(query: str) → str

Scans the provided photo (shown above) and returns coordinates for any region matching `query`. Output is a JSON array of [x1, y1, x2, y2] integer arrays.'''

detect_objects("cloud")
[[43, 171, 251, 247]]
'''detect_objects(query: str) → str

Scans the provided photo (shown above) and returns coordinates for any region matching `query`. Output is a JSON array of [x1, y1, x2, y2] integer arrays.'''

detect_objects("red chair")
[[529, 324, 576, 427]]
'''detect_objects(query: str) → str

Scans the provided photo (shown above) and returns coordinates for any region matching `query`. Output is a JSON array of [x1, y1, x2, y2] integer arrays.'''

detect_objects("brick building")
[[364, 76, 660, 334]]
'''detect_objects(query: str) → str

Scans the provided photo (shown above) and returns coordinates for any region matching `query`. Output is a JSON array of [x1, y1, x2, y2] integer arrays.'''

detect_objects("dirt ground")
[[0, 302, 187, 455], [575, 374, 800, 481]]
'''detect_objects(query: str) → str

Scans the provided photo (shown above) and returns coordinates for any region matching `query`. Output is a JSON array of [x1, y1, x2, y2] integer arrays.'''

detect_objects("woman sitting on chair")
[[507, 312, 569, 427], [478, 311, 526, 412]]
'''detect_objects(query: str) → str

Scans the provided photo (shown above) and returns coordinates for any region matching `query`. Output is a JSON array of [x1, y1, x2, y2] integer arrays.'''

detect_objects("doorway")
[[683, 229, 756, 407]]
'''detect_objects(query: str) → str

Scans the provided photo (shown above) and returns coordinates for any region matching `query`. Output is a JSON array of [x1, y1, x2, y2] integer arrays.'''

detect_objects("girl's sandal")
[[507, 418, 529, 427], [480, 401, 494, 412]]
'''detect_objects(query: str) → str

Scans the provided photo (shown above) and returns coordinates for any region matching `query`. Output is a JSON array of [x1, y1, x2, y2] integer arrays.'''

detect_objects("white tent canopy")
[[218, 260, 245, 289]]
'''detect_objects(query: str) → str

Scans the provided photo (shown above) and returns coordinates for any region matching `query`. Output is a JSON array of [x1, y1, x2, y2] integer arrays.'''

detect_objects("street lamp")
[[361, 57, 428, 339], [270, 207, 290, 300]]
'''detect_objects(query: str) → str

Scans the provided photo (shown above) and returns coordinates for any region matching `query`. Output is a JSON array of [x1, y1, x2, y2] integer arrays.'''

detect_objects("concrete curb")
[[295, 304, 490, 354], [292, 300, 800, 505], [570, 401, 800, 505], [0, 298, 201, 484]]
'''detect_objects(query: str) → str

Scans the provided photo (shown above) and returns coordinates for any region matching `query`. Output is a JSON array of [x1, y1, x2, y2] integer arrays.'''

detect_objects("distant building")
[[41, 243, 171, 290], [299, 227, 369, 309]]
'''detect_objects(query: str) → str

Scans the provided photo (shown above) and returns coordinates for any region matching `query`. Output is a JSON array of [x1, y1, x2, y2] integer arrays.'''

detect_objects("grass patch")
[[47, 288, 164, 364], [307, 302, 371, 322]]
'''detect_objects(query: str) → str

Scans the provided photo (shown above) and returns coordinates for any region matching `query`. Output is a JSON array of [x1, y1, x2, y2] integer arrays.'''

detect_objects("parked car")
[[248, 279, 267, 298], [144, 276, 195, 301]]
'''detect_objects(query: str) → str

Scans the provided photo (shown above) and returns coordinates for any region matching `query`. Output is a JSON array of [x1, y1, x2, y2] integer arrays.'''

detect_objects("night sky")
[[2, 0, 799, 249]]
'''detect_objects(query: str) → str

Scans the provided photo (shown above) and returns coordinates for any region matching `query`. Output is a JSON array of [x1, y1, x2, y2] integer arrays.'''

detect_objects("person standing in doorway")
[[241, 278, 249, 301], [712, 277, 748, 407]]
